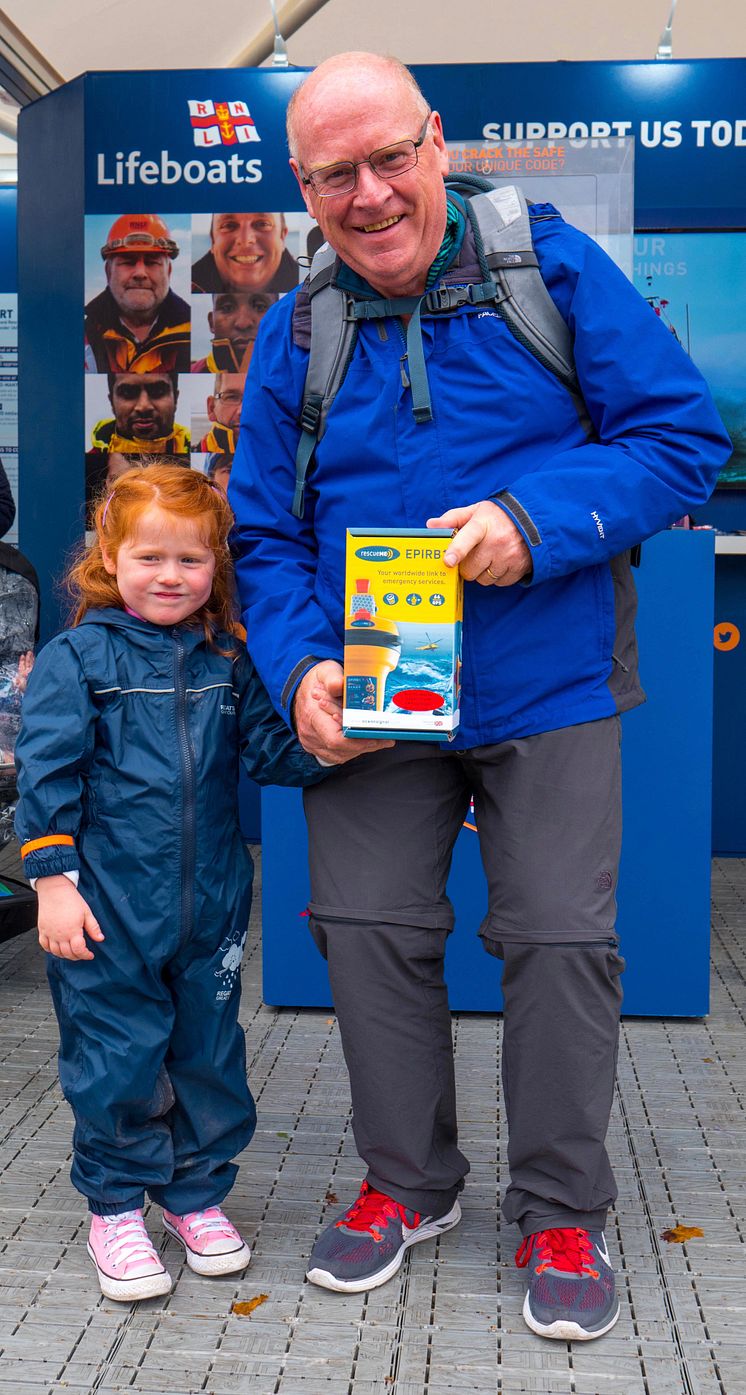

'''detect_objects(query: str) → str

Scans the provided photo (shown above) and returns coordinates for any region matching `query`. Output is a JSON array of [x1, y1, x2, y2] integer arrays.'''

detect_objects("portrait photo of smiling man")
[[191, 213, 299, 294]]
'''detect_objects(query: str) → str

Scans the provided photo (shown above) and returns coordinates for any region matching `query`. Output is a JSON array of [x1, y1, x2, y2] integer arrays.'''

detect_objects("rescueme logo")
[[96, 149, 262, 186], [188, 100, 260, 148]]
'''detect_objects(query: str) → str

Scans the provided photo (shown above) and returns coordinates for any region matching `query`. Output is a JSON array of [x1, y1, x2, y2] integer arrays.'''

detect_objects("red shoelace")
[[335, 1182, 421, 1238], [515, 1227, 600, 1280]]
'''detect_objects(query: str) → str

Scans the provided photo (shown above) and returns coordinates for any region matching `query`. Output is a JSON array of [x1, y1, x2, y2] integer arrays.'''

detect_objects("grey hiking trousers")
[[304, 717, 625, 1236]]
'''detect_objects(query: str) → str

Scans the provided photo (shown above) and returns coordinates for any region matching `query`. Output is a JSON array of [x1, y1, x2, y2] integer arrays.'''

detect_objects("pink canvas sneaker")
[[87, 1209, 172, 1302], [162, 1206, 251, 1276]]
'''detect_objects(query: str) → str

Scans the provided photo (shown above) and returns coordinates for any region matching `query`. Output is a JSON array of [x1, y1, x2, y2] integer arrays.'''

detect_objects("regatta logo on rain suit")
[[215, 929, 248, 1001]]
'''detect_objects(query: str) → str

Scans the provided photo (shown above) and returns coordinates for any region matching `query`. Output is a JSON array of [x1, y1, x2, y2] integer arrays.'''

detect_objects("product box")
[[343, 528, 463, 741]]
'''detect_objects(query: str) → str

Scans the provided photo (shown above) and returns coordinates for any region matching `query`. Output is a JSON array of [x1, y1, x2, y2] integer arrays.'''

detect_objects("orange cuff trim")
[[20, 835, 75, 858]]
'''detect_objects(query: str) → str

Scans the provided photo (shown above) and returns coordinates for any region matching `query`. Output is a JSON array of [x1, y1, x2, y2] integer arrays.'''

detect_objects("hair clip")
[[101, 493, 113, 528]]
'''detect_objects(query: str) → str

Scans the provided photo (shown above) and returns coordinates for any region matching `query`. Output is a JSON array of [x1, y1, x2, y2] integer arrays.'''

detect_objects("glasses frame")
[[213, 390, 244, 404], [300, 115, 431, 199]]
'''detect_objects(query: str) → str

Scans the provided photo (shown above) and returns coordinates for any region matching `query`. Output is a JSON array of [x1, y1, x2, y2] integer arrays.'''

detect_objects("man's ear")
[[429, 111, 451, 178], [206, 396, 217, 423], [289, 159, 316, 220]]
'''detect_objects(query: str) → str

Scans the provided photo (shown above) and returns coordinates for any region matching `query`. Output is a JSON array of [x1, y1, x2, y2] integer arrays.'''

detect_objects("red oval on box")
[[391, 689, 445, 712]]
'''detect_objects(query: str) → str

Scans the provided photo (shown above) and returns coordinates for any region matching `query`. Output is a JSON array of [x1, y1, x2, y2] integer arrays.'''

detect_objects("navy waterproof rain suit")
[[15, 608, 323, 1215]]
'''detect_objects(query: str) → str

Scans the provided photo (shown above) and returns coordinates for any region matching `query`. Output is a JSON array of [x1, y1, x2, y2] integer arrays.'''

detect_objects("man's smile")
[[360, 215, 403, 233]]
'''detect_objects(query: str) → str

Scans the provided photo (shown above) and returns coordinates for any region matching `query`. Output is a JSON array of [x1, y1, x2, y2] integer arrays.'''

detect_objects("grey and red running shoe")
[[306, 1180, 461, 1293], [516, 1227, 620, 1340]]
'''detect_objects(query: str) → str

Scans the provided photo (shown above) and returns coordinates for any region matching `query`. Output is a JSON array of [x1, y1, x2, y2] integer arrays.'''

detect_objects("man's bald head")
[[286, 52, 429, 161], [286, 50, 449, 300]]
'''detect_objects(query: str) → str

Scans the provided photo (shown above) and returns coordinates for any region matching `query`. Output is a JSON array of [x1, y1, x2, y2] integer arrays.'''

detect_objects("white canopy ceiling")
[[3, 0, 746, 83], [0, 0, 743, 169]]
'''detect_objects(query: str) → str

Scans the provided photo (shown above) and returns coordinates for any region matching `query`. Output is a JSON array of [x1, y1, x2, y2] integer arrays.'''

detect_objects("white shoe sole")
[[87, 1242, 172, 1302], [163, 1216, 251, 1276], [522, 1292, 620, 1341], [306, 1199, 461, 1294]]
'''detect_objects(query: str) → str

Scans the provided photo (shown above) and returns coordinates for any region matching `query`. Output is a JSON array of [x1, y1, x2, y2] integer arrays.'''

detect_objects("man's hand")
[[292, 660, 394, 765], [427, 500, 532, 586], [35, 875, 105, 961]]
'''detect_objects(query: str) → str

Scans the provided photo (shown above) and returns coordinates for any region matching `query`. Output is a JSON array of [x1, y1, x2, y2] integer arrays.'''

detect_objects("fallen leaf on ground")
[[231, 1294, 270, 1316], [324, 1191, 338, 1205], [703, 1057, 714, 1063], [276, 1131, 289, 1139], [326, 1018, 335, 1026], [660, 1224, 704, 1243]]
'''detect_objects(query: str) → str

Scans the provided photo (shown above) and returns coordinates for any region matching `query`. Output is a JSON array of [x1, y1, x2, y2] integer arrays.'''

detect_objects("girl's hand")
[[12, 651, 35, 693], [35, 876, 104, 960]]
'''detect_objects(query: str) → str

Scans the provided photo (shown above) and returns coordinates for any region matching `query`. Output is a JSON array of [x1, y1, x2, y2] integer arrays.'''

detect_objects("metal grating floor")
[[0, 854, 745, 1395]]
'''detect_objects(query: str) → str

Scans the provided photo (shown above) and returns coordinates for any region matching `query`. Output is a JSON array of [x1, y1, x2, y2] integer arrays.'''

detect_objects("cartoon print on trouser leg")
[[214, 928, 248, 1001]]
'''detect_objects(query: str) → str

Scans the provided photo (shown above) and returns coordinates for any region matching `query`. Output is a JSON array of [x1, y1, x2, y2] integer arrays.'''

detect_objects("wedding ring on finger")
[[486, 566, 499, 582]]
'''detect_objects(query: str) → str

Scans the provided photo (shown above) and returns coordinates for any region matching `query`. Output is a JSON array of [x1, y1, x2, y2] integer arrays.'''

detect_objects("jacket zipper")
[[173, 633, 196, 947]]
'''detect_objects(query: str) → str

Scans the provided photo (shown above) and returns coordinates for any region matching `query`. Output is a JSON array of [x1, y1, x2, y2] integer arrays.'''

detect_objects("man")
[[85, 215, 190, 374], [91, 372, 190, 455], [85, 450, 190, 520], [192, 213, 298, 294], [191, 291, 277, 373], [197, 372, 245, 453], [229, 53, 730, 1341], [205, 452, 233, 494]]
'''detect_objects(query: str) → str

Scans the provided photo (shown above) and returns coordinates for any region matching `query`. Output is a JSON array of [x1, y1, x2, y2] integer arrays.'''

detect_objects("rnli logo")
[[355, 546, 400, 562], [188, 101, 261, 149]]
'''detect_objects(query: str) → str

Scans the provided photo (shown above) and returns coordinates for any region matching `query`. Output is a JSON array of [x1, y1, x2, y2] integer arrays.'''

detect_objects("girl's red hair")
[[67, 464, 238, 646]]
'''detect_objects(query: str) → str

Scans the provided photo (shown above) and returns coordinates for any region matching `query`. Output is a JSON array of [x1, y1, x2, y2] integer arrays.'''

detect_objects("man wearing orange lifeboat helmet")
[[84, 214, 190, 374]]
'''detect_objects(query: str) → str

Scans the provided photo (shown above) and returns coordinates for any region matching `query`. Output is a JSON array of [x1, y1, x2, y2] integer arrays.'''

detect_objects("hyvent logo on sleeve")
[[188, 101, 261, 148]]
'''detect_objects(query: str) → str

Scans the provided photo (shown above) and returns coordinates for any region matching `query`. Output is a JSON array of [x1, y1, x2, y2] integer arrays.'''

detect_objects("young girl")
[[15, 464, 324, 1303]]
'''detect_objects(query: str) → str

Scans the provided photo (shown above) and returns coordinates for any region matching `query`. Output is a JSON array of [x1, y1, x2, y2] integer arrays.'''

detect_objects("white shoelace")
[[101, 1210, 159, 1267], [186, 1209, 234, 1239]]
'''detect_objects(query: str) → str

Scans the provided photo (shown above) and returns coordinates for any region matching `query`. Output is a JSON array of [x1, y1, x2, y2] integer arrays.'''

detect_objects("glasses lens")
[[370, 141, 416, 178], [217, 391, 243, 405], [312, 163, 355, 196]]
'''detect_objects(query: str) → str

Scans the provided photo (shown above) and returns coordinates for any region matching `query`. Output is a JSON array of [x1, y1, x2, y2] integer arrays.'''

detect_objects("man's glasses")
[[214, 390, 244, 406], [300, 115, 431, 198]]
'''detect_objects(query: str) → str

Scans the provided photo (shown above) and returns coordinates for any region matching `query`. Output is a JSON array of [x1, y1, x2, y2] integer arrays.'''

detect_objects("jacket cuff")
[[491, 489, 548, 585], [20, 840, 80, 882]]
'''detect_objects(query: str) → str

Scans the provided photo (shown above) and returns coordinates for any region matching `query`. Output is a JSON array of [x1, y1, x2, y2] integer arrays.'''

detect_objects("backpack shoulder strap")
[[455, 182, 594, 437], [467, 186, 576, 384], [292, 244, 358, 519]]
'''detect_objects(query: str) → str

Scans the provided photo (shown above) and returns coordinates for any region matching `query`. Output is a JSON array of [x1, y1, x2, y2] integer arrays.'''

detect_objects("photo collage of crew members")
[[84, 210, 318, 514]]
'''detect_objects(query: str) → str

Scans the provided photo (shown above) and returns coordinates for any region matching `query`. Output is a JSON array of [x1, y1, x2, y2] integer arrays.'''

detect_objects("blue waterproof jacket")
[[16, 607, 322, 893], [229, 204, 731, 750], [14, 608, 324, 1212]]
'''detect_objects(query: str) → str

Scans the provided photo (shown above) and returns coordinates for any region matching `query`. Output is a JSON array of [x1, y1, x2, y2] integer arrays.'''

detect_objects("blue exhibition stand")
[[262, 531, 714, 1017]]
